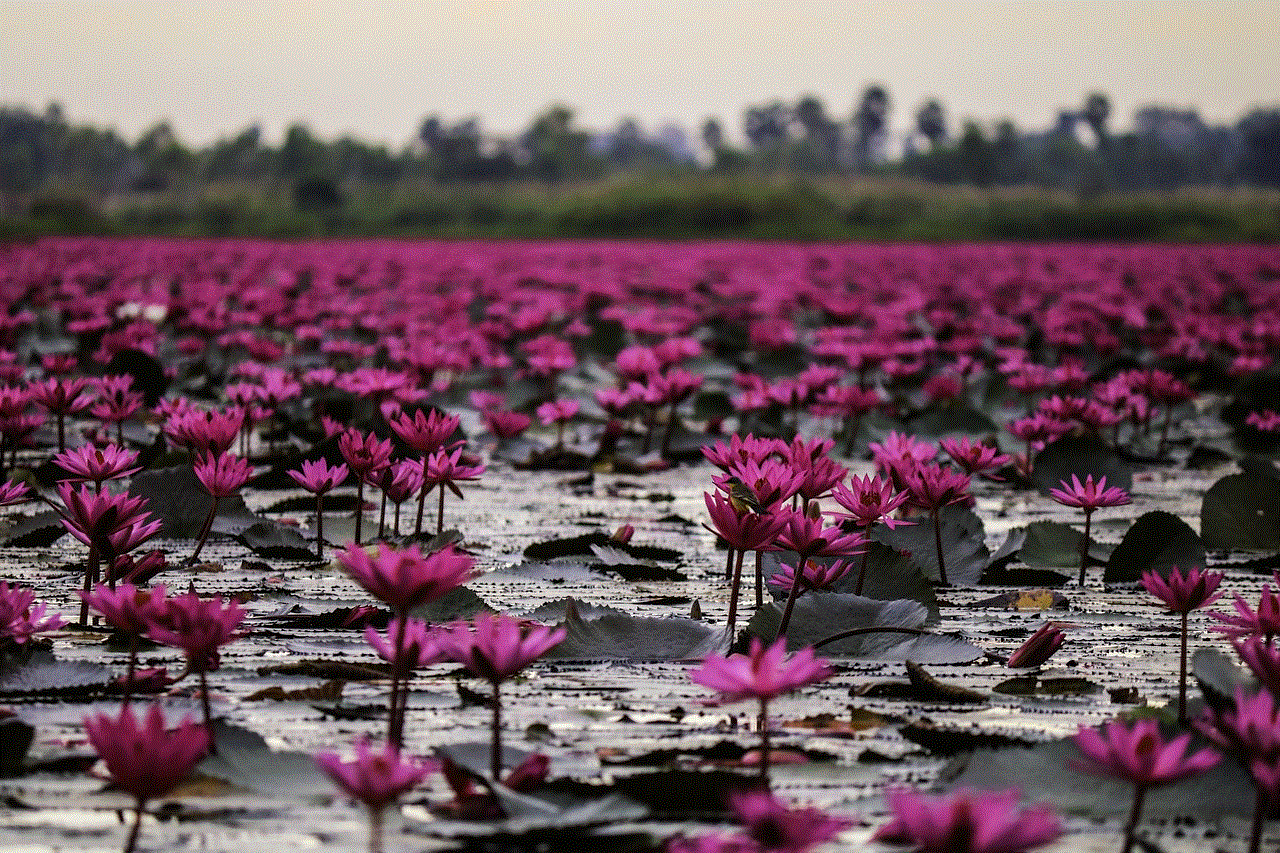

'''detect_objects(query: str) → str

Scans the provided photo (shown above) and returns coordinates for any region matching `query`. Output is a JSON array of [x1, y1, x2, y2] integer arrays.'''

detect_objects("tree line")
[[2, 89, 1278, 216]]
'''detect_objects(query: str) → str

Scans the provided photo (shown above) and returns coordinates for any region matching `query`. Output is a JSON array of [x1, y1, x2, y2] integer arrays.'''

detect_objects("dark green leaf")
[[129, 465, 262, 539], [1032, 435, 1133, 494], [1105, 511, 1206, 583], [236, 522, 315, 560], [1201, 471, 1280, 551], [874, 505, 989, 586], [545, 602, 719, 661]]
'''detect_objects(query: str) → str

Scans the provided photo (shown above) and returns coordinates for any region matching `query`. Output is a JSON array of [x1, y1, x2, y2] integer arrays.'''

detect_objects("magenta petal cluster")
[[874, 787, 1062, 853], [436, 612, 566, 683], [146, 592, 247, 673], [53, 444, 141, 484], [1048, 474, 1131, 511], [78, 583, 167, 636], [1, 581, 65, 643], [731, 789, 851, 852], [288, 458, 349, 493], [1073, 718, 1219, 787], [1006, 623, 1066, 668], [315, 739, 436, 811], [193, 452, 252, 498], [364, 617, 448, 670], [337, 542, 476, 612], [83, 703, 209, 805], [689, 637, 832, 703], [1141, 566, 1224, 614]]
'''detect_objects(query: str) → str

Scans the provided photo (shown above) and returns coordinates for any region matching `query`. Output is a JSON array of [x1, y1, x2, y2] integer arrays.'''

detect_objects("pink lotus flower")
[[1006, 623, 1065, 668], [421, 445, 484, 535], [0, 580, 65, 644], [701, 433, 783, 472], [1074, 717, 1218, 853], [1074, 717, 1219, 787], [84, 703, 208, 853], [338, 541, 476, 614], [1197, 687, 1280, 853], [289, 458, 349, 560], [1143, 566, 1225, 723], [703, 491, 788, 553], [829, 474, 911, 529], [767, 558, 853, 594], [436, 612, 566, 778], [668, 789, 849, 853], [30, 375, 93, 451], [147, 592, 247, 675], [0, 479, 32, 507], [1048, 474, 1132, 512], [690, 637, 832, 704], [689, 637, 832, 783], [164, 406, 243, 457], [482, 408, 532, 439], [56, 482, 161, 621], [316, 740, 436, 853], [775, 509, 866, 634], [874, 787, 1062, 853], [338, 428, 394, 544], [364, 616, 447, 671], [941, 436, 1011, 478], [1209, 581, 1280, 643], [1049, 474, 1131, 586], [388, 407, 460, 457], [437, 612, 566, 685], [52, 444, 142, 487]]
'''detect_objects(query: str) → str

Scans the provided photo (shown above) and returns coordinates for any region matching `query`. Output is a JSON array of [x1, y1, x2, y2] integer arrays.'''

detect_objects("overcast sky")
[[3, 0, 1277, 147]]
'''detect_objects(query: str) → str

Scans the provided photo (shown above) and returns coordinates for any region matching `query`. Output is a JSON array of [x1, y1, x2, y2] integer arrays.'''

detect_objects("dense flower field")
[[2, 237, 1280, 852]]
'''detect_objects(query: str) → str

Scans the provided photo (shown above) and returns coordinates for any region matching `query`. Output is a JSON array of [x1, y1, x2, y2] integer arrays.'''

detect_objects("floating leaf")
[[0, 714, 34, 777], [1201, 471, 1280, 551], [767, 542, 940, 622], [129, 465, 262, 539], [409, 585, 492, 623], [748, 594, 982, 663], [903, 660, 987, 703], [1105, 511, 1207, 583], [236, 521, 315, 560], [874, 505, 989, 586], [941, 732, 1254, 819], [0, 510, 66, 548], [0, 649, 112, 697], [546, 602, 720, 661], [523, 532, 680, 563], [1020, 521, 1087, 569], [197, 720, 331, 799], [1032, 435, 1133, 494], [1192, 647, 1257, 712], [906, 403, 998, 439]]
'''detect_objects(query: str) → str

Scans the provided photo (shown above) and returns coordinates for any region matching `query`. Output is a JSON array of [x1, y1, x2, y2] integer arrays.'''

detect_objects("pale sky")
[[2, 0, 1277, 148]]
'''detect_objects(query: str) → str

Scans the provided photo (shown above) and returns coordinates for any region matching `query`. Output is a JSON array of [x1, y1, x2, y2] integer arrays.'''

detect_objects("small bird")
[[723, 475, 763, 515]]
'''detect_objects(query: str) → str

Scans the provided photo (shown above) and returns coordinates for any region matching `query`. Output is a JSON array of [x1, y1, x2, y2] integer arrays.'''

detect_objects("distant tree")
[[1237, 108, 1280, 186], [520, 105, 600, 183], [743, 102, 792, 151], [1082, 92, 1111, 146], [793, 95, 840, 170], [915, 99, 947, 148], [279, 124, 326, 178], [957, 121, 995, 187], [854, 85, 890, 170], [701, 117, 724, 153]]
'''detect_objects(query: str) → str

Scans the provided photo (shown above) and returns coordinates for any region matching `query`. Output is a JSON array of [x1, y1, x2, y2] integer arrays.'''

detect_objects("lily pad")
[[236, 522, 316, 560], [1032, 435, 1133, 494], [129, 465, 263, 539], [1201, 471, 1280, 551], [0, 510, 67, 548], [0, 649, 112, 698], [873, 505, 989, 586], [748, 594, 983, 663], [1105, 511, 1207, 583], [197, 720, 332, 799], [545, 602, 720, 661]]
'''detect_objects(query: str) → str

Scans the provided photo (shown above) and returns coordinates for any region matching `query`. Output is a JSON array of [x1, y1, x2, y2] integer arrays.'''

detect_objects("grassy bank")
[[3, 177, 1278, 242]]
